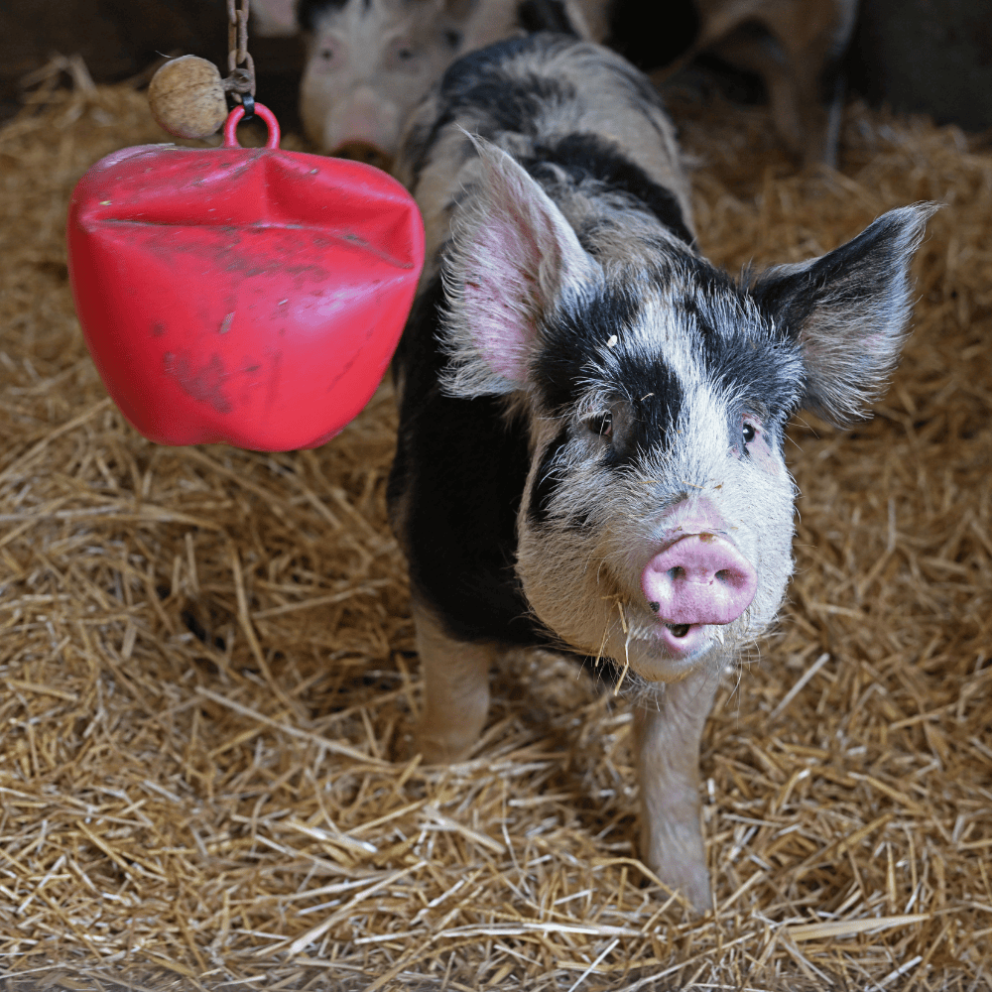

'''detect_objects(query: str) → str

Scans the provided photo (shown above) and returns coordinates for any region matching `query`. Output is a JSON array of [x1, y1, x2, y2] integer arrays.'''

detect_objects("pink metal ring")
[[222, 103, 281, 149]]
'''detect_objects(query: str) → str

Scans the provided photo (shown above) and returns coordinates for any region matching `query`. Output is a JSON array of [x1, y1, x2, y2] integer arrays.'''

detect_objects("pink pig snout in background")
[[328, 86, 397, 171]]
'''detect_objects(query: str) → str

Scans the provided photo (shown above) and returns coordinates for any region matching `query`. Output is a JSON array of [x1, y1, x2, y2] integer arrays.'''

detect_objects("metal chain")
[[224, 0, 256, 119]]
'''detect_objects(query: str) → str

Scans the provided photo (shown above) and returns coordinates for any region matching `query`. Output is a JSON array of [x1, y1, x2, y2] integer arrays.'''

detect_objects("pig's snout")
[[333, 141, 394, 173], [642, 534, 757, 628]]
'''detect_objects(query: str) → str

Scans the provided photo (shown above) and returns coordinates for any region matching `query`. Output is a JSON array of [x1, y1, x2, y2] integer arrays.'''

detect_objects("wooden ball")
[[149, 56, 228, 140]]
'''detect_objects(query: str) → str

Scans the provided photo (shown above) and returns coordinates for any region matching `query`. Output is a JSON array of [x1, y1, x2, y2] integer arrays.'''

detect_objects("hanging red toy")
[[67, 43, 424, 451]]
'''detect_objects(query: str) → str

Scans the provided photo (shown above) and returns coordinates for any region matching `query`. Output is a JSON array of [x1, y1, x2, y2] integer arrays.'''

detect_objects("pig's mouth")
[[655, 619, 711, 657], [611, 616, 720, 682], [644, 602, 710, 656]]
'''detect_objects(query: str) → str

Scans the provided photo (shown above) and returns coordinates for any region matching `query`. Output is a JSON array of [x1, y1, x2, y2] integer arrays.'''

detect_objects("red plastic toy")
[[67, 104, 424, 450]]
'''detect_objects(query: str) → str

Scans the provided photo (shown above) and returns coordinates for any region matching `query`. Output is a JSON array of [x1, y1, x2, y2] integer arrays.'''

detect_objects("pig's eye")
[[742, 421, 756, 445], [320, 48, 334, 62], [587, 413, 613, 439], [390, 40, 420, 67]]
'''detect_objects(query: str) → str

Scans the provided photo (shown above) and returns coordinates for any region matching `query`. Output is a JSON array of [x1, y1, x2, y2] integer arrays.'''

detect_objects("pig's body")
[[295, 0, 594, 171], [389, 33, 933, 908]]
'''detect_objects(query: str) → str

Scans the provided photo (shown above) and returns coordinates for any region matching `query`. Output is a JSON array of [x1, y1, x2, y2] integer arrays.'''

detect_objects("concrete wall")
[[848, 0, 992, 131]]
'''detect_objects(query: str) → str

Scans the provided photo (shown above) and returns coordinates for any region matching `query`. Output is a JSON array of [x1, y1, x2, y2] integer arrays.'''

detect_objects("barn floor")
[[0, 70, 990, 991]]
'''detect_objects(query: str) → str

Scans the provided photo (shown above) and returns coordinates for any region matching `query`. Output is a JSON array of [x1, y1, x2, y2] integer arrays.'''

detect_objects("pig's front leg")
[[633, 663, 722, 912], [411, 599, 493, 764]]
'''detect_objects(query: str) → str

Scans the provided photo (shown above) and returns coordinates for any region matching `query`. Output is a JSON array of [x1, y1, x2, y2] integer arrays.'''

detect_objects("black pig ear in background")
[[438, 134, 601, 400], [750, 202, 940, 425]]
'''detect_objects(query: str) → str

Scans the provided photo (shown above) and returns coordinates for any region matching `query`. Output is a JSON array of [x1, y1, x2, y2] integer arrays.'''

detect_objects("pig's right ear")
[[439, 135, 601, 398], [750, 202, 938, 425]]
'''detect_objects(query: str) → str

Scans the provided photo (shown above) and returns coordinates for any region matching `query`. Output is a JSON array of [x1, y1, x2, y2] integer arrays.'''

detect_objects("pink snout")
[[642, 534, 757, 626], [332, 141, 394, 173]]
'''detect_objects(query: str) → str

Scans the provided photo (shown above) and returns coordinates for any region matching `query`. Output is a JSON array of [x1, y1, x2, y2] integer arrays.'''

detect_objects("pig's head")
[[438, 138, 936, 687], [298, 0, 472, 170]]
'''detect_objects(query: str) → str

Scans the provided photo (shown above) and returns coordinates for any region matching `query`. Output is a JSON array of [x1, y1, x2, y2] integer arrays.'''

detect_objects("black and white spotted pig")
[[387, 32, 934, 909]]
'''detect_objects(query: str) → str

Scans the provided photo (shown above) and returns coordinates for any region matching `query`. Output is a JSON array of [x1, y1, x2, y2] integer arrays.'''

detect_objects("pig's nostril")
[[642, 534, 758, 627], [716, 566, 752, 589], [649, 601, 660, 613]]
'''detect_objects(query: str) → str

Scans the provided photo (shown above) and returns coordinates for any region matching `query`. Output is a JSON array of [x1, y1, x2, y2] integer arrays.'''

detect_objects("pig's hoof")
[[647, 857, 713, 913], [414, 730, 476, 765]]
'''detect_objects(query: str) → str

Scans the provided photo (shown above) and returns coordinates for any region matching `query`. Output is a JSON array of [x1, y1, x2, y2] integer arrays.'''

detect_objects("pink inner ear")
[[462, 275, 529, 380], [462, 215, 552, 381]]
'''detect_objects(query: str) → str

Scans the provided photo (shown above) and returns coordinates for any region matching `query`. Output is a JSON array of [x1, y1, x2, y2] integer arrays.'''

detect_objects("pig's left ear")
[[751, 203, 939, 424], [440, 135, 601, 398], [250, 0, 299, 36]]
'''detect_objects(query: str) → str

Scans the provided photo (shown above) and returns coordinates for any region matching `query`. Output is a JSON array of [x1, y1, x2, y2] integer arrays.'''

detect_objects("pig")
[[292, 0, 595, 172], [602, 0, 859, 166], [387, 32, 934, 910], [690, 0, 861, 166]]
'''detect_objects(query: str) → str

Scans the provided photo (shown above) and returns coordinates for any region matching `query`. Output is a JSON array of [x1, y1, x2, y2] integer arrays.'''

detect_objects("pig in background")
[[251, 0, 598, 173], [687, 0, 860, 166], [251, 0, 858, 172], [607, 0, 860, 166], [388, 32, 934, 909]]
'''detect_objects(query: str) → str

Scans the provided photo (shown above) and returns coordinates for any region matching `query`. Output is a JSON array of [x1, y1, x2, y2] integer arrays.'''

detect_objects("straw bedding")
[[0, 68, 989, 992]]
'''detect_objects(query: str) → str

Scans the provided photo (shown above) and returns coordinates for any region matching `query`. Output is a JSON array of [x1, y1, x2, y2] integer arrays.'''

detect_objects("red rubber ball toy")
[[67, 105, 425, 450]]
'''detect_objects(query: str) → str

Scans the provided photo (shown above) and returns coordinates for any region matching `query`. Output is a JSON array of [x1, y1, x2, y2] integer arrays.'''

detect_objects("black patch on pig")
[[527, 425, 571, 525], [389, 275, 560, 648], [403, 34, 681, 196], [608, 361, 684, 468], [403, 36, 579, 187], [540, 256, 800, 466], [524, 133, 695, 246], [751, 211, 913, 340], [298, 0, 351, 32], [535, 286, 689, 466], [674, 284, 805, 440], [517, 0, 581, 36], [438, 35, 577, 128], [534, 287, 641, 414]]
